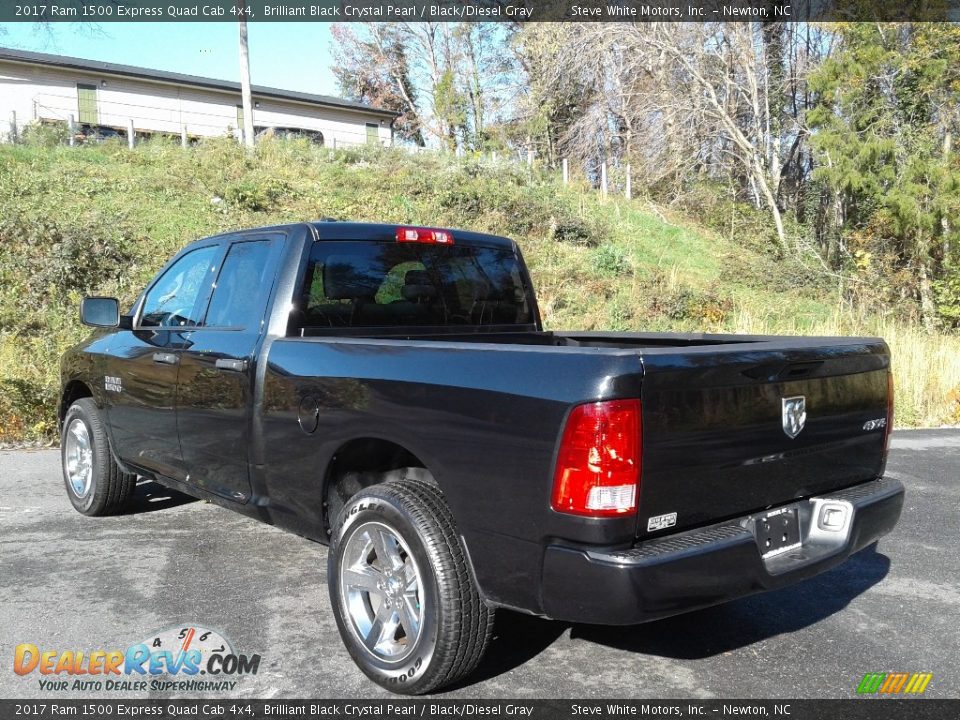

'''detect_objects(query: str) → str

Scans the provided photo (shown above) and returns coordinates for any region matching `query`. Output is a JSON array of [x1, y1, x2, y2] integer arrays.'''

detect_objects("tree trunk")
[[917, 236, 938, 331], [237, 8, 255, 150], [943, 129, 952, 261], [752, 160, 788, 252]]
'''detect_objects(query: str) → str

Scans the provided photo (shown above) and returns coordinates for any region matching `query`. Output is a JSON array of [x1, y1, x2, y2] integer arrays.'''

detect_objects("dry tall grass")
[[733, 309, 960, 428]]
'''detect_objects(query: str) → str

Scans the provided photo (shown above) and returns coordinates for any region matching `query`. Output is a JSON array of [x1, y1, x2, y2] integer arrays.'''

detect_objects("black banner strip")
[[2, 1, 959, 24], [1, 699, 958, 720]]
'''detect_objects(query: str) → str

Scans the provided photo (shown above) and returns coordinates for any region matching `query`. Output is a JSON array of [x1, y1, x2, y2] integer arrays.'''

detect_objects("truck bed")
[[262, 327, 889, 611]]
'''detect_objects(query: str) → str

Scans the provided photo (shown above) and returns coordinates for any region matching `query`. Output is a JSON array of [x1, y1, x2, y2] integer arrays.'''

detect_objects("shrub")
[[645, 270, 733, 323], [0, 377, 53, 443], [549, 215, 602, 246], [592, 245, 631, 276], [222, 177, 292, 211], [20, 121, 69, 148], [0, 214, 137, 320], [933, 262, 960, 328]]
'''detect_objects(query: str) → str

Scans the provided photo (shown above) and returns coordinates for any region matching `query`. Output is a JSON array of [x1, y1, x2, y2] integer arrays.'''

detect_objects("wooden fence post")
[[127, 118, 135, 149], [562, 158, 568, 185], [601, 161, 608, 198], [68, 114, 76, 146], [625, 163, 632, 200], [181, 125, 188, 148]]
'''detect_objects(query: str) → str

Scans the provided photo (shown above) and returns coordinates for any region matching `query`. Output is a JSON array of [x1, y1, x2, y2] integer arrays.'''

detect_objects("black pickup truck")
[[60, 221, 903, 693]]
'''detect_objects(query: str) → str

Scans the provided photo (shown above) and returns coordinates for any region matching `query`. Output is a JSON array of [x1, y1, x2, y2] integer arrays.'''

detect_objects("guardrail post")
[[127, 119, 135, 149], [181, 125, 188, 148]]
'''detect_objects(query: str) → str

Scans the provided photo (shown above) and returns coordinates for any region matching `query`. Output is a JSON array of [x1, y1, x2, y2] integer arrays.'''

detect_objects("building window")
[[77, 84, 98, 125], [366, 122, 379, 145]]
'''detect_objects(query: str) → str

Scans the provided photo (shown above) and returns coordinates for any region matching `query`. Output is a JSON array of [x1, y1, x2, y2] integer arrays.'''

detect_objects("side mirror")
[[80, 297, 120, 328]]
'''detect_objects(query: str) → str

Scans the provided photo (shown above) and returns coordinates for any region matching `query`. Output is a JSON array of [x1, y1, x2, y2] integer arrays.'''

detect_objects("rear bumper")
[[540, 476, 904, 625]]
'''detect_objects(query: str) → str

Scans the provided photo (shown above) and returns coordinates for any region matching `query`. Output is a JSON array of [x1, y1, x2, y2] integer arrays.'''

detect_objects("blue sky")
[[0, 22, 339, 96]]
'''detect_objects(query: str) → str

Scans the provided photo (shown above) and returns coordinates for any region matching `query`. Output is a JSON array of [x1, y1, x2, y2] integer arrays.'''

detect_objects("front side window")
[[205, 240, 276, 330], [139, 246, 219, 328], [300, 242, 532, 329]]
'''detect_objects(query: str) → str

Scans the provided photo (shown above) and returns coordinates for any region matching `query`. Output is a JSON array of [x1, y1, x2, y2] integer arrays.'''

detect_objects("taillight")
[[551, 399, 642, 517], [396, 226, 454, 245], [883, 372, 894, 459]]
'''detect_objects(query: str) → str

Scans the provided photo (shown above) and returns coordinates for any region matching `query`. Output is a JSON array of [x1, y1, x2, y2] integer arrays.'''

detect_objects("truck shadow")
[[119, 478, 198, 514], [458, 544, 889, 688]]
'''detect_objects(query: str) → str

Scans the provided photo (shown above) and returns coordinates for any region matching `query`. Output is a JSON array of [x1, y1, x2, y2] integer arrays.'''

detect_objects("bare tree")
[[642, 24, 789, 250], [513, 22, 826, 252], [331, 22, 515, 151], [332, 23, 425, 145]]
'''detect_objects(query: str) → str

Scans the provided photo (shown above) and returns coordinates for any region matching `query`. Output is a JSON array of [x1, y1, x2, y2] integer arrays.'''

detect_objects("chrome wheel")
[[339, 521, 423, 662], [64, 418, 94, 498]]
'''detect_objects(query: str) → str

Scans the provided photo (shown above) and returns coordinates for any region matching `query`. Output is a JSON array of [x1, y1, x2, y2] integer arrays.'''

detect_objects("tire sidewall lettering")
[[330, 492, 439, 688], [384, 656, 423, 685]]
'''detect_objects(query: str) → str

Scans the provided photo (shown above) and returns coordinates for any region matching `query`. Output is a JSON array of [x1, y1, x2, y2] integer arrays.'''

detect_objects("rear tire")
[[61, 398, 136, 516], [328, 478, 494, 694]]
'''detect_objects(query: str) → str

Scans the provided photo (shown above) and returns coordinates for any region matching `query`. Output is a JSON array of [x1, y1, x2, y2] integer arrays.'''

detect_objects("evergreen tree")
[[808, 23, 960, 328]]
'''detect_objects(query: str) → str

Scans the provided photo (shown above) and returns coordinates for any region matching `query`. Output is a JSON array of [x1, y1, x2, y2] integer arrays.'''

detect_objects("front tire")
[[328, 478, 494, 694], [61, 398, 136, 516]]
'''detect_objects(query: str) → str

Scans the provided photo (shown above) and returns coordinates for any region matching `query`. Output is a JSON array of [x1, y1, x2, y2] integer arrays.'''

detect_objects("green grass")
[[1, 137, 957, 442]]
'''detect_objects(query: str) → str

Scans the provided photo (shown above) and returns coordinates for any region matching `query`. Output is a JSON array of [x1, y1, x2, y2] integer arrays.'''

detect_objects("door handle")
[[215, 358, 248, 372], [152, 352, 178, 365]]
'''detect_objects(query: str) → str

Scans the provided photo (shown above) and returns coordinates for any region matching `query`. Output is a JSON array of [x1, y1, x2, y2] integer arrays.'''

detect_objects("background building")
[[0, 47, 395, 146]]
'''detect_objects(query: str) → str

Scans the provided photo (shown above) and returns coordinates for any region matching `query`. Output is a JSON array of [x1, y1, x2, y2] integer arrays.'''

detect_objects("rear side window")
[[205, 239, 276, 330], [299, 242, 532, 329]]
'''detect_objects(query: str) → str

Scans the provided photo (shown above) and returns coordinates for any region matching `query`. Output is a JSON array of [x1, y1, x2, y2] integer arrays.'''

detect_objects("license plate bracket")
[[755, 507, 801, 558]]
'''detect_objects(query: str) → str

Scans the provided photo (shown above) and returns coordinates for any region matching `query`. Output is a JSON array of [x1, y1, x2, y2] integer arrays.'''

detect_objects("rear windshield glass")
[[298, 241, 533, 329]]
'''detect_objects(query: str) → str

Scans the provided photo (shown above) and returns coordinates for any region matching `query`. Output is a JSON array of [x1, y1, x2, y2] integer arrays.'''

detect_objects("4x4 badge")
[[782, 396, 806, 438]]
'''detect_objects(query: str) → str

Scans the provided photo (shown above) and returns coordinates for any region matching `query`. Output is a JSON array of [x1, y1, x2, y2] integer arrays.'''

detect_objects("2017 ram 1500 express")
[[60, 221, 903, 693]]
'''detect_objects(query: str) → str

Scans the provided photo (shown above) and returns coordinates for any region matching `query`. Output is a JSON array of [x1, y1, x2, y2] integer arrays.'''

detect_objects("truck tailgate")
[[637, 338, 890, 538]]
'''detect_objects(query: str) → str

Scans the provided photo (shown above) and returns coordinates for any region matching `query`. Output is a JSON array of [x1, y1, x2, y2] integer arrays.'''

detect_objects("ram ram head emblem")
[[782, 396, 807, 439]]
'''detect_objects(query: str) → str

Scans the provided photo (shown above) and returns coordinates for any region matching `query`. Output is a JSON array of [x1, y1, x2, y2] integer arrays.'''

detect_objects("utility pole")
[[237, 2, 255, 149]]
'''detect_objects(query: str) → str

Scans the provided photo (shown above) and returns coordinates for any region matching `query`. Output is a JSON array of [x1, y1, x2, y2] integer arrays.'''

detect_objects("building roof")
[[0, 47, 397, 119]]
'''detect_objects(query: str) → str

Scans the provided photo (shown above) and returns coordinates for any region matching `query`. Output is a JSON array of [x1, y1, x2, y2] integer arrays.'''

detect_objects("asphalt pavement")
[[1, 430, 957, 699]]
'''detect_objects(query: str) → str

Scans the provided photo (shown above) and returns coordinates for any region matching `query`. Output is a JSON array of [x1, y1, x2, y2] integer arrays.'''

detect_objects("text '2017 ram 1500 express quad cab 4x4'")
[[60, 221, 903, 694]]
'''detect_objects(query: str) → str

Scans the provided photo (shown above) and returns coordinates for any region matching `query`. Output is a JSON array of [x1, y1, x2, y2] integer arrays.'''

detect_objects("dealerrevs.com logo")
[[13, 625, 261, 693]]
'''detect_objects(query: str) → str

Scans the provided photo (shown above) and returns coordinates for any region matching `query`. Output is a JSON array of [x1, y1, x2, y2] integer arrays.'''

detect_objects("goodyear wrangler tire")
[[61, 398, 136, 516], [328, 478, 494, 694]]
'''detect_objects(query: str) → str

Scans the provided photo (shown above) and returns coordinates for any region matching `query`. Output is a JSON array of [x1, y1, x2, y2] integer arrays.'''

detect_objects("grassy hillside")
[[1, 138, 958, 442]]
